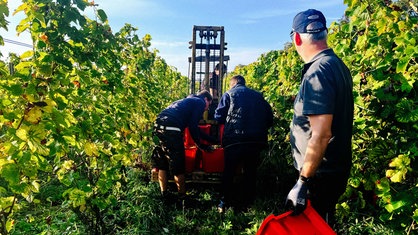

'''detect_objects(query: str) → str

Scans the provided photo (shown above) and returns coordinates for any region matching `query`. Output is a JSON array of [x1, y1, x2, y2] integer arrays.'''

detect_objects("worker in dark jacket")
[[152, 90, 214, 203], [214, 75, 273, 212]]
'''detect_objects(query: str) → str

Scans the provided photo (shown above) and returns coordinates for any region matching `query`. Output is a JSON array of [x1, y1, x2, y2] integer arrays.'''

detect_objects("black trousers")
[[308, 171, 350, 226], [151, 129, 185, 175], [221, 143, 263, 208]]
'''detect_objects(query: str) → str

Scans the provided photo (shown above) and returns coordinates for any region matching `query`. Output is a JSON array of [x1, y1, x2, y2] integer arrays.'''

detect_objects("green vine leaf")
[[395, 99, 418, 123], [97, 9, 107, 22]]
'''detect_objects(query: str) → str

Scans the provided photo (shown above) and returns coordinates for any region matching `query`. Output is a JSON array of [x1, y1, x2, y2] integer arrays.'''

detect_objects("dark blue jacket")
[[215, 84, 273, 147], [157, 95, 205, 144]]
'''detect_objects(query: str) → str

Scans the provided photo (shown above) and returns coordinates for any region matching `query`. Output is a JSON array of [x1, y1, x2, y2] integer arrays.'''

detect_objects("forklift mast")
[[188, 26, 229, 96]]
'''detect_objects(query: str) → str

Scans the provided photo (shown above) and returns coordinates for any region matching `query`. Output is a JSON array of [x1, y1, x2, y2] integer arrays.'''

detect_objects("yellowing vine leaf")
[[389, 154, 410, 168], [16, 128, 28, 141], [25, 106, 42, 124], [28, 139, 49, 155], [19, 50, 34, 59], [84, 142, 98, 157], [42, 99, 57, 113], [62, 160, 75, 170], [386, 155, 411, 183], [54, 93, 68, 104], [0, 158, 14, 171], [386, 169, 407, 183], [68, 188, 87, 208]]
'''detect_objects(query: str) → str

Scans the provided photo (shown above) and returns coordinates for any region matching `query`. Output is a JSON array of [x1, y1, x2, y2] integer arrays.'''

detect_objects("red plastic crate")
[[202, 148, 224, 173], [256, 201, 336, 235], [185, 147, 197, 173], [184, 128, 195, 147], [198, 124, 211, 145], [184, 125, 212, 147]]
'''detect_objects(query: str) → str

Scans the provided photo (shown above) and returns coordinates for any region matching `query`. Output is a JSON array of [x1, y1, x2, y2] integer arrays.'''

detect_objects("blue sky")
[[1, 0, 348, 76]]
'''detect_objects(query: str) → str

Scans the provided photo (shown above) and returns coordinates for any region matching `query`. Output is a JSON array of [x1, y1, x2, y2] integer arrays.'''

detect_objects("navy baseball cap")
[[291, 9, 327, 34]]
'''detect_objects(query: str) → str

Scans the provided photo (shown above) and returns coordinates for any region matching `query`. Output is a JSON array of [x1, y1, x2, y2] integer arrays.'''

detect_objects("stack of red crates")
[[183, 124, 224, 173]]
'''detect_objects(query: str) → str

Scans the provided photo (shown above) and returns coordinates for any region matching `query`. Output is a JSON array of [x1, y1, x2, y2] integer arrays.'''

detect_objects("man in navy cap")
[[285, 9, 354, 227]]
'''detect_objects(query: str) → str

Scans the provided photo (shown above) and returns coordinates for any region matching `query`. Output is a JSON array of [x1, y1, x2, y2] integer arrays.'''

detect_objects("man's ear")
[[295, 32, 302, 46]]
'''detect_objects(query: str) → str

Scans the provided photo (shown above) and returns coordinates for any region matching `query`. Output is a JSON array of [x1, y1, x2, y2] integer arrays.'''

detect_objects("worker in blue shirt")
[[151, 90, 214, 204], [285, 9, 353, 227]]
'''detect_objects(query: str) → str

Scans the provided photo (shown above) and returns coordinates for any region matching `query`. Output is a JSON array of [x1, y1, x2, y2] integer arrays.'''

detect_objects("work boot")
[[161, 191, 175, 205], [176, 193, 199, 209], [176, 193, 188, 208]]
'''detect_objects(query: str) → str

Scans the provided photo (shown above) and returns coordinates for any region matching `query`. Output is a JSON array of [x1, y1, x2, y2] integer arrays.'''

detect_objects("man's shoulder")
[[309, 49, 344, 73], [317, 49, 342, 63], [181, 96, 203, 107], [246, 87, 264, 96]]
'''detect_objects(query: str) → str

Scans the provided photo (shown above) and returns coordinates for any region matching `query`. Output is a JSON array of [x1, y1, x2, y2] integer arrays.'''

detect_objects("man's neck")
[[302, 42, 329, 62]]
